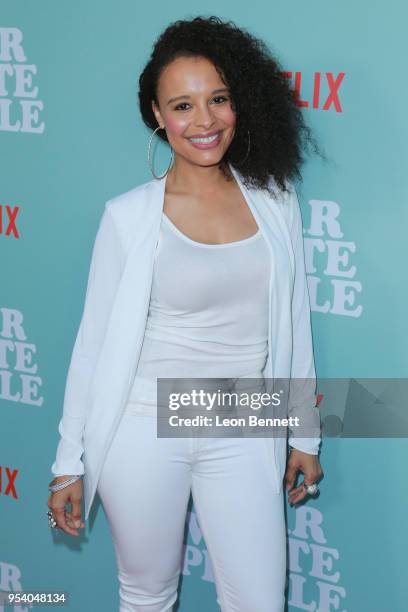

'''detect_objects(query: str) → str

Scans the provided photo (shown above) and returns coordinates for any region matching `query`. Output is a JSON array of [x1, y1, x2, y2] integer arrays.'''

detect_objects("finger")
[[288, 483, 306, 500], [71, 499, 84, 529], [303, 472, 321, 487], [66, 506, 85, 529], [288, 478, 312, 497], [284, 464, 298, 490], [65, 512, 85, 530], [288, 486, 308, 506], [64, 511, 75, 528], [52, 506, 80, 537], [290, 493, 307, 506]]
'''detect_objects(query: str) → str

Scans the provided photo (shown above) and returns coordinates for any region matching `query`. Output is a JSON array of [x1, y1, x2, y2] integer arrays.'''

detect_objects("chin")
[[191, 155, 226, 168]]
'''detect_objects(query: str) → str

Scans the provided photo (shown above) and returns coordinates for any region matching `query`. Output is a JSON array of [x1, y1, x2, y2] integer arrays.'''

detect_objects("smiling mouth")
[[188, 131, 222, 144]]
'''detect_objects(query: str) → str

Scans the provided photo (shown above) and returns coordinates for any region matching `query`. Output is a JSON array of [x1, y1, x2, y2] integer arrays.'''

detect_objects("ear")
[[151, 100, 164, 129]]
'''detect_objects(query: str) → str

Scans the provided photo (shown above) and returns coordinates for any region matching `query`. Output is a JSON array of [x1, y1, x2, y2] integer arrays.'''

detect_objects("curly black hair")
[[138, 15, 327, 197]]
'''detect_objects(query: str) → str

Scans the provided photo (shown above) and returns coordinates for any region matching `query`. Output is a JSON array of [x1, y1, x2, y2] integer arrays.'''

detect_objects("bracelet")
[[48, 475, 82, 493]]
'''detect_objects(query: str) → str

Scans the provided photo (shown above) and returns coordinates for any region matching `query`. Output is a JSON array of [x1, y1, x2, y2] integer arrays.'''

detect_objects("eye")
[[174, 102, 191, 111], [173, 96, 230, 111], [212, 95, 229, 104]]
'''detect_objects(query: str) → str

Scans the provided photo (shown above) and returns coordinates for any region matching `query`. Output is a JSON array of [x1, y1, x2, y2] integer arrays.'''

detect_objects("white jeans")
[[97, 408, 287, 612]]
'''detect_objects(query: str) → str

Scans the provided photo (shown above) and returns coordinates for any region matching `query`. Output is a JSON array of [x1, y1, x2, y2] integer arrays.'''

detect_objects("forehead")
[[157, 56, 226, 94]]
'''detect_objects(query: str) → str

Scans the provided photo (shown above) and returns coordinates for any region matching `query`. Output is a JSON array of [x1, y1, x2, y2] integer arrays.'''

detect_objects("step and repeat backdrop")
[[1, 1, 407, 611]]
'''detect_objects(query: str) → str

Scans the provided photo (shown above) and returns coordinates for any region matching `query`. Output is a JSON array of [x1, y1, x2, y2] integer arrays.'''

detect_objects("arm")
[[285, 183, 321, 455], [50, 202, 125, 476]]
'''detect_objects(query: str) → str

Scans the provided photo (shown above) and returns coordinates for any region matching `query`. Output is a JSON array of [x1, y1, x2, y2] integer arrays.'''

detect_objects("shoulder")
[[265, 175, 302, 235], [101, 178, 158, 249], [105, 178, 156, 217], [261, 175, 297, 222]]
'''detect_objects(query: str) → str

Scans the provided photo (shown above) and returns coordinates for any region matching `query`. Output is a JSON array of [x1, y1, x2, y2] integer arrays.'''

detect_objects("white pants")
[[97, 408, 287, 612]]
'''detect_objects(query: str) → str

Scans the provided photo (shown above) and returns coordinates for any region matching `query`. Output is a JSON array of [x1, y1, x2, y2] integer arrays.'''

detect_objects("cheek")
[[165, 115, 188, 137], [218, 105, 236, 128]]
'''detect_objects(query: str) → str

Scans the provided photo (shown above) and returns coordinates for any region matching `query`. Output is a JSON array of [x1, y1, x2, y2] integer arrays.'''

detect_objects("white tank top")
[[124, 212, 270, 415]]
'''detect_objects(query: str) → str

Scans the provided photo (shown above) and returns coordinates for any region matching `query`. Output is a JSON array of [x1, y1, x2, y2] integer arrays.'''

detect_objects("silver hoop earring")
[[147, 126, 174, 179], [230, 129, 251, 166]]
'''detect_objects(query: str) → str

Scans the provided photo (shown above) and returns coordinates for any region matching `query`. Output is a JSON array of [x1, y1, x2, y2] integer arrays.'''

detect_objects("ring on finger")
[[303, 481, 319, 496], [47, 510, 59, 529]]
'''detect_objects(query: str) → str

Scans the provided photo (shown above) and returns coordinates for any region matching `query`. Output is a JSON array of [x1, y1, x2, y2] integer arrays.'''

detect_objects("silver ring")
[[47, 509, 59, 529], [303, 481, 319, 496]]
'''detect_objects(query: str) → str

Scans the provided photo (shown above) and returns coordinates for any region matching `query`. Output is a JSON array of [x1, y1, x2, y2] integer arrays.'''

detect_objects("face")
[[151, 56, 236, 168]]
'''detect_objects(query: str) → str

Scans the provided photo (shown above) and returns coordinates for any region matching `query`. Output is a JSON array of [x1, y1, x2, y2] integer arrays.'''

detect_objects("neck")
[[165, 156, 233, 196]]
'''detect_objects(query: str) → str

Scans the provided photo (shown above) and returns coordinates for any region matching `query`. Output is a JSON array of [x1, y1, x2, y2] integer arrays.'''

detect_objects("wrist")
[[48, 475, 83, 492]]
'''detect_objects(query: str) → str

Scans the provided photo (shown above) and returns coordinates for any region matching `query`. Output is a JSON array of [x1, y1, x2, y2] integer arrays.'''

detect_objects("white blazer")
[[51, 162, 321, 521]]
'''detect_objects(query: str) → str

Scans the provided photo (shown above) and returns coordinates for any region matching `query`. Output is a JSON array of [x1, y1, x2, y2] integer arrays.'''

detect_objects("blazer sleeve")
[[50, 202, 124, 476], [284, 183, 322, 455]]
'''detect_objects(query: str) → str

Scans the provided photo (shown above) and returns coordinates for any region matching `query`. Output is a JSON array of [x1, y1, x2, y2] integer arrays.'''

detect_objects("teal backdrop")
[[1, 1, 407, 611]]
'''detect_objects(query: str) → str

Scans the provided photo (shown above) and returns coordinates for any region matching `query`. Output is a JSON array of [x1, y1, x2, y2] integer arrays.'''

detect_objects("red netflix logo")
[[0, 465, 18, 499], [0, 204, 20, 238], [282, 71, 346, 112]]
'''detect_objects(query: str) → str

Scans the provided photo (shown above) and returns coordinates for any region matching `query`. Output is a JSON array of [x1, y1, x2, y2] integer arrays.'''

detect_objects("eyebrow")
[[167, 88, 230, 105]]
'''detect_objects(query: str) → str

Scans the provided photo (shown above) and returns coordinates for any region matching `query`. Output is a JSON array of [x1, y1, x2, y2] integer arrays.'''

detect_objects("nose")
[[194, 103, 216, 129]]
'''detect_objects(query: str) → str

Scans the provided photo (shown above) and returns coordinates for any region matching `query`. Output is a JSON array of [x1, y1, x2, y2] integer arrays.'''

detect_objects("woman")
[[48, 15, 324, 612]]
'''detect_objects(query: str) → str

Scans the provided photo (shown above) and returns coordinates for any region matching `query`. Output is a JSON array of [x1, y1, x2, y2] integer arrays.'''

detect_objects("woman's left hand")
[[284, 449, 323, 506]]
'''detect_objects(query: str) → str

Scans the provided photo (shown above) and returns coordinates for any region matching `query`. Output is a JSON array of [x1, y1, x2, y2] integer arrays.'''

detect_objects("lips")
[[187, 132, 223, 150], [188, 132, 223, 148], [187, 129, 221, 139]]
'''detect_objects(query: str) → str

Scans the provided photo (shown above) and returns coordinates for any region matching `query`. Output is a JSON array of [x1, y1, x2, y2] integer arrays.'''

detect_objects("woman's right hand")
[[47, 476, 85, 537]]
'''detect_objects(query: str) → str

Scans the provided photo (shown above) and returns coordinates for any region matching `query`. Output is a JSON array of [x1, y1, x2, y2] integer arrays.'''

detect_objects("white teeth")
[[189, 132, 220, 143]]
